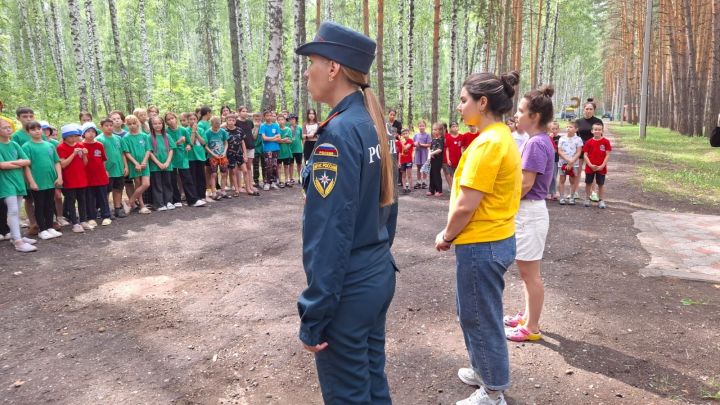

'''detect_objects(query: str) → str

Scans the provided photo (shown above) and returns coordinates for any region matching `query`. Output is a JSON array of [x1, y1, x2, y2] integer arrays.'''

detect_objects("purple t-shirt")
[[520, 132, 555, 200]]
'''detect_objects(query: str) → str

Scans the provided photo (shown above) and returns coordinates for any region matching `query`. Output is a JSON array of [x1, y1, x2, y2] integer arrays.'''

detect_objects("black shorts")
[[400, 162, 413, 170], [585, 172, 606, 185], [109, 177, 125, 191], [293, 153, 302, 165], [124, 176, 133, 184], [279, 157, 294, 166], [228, 153, 244, 169]]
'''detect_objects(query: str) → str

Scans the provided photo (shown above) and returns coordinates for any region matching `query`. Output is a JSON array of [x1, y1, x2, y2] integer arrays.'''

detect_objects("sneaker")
[[174, 202, 183, 208], [139, 207, 152, 214], [506, 326, 542, 342], [584, 199, 591, 207], [285, 182, 293, 188], [3, 233, 10, 240], [81, 222, 94, 231], [72, 224, 85, 233], [38, 230, 55, 240], [157, 205, 168, 211], [421, 182, 428, 189], [457, 368, 483, 387], [426, 191, 434, 196], [122, 200, 132, 215], [503, 312, 526, 328], [101, 218, 112, 226], [87, 220, 97, 228], [279, 182, 286, 189], [263, 183, 270, 191], [456, 386, 506, 405], [413, 182, 421, 189], [270, 183, 279, 190], [114, 208, 127, 218], [435, 192, 443, 197], [402, 188, 410, 195], [598, 200, 606, 209], [48, 228, 62, 237], [192, 200, 207, 207], [57, 217, 70, 227], [590, 191, 599, 202], [568, 197, 576, 205], [573, 192, 580, 200], [559, 198, 566, 205], [166, 202, 176, 210], [14, 241, 37, 253], [19, 237, 37, 245]]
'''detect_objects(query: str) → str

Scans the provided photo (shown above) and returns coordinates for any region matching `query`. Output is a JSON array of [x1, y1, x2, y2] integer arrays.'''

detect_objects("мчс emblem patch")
[[312, 143, 338, 198]]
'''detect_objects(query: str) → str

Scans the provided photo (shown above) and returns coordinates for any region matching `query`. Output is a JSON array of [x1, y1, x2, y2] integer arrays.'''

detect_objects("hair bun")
[[587, 97, 594, 103], [540, 85, 555, 98], [500, 71, 520, 98]]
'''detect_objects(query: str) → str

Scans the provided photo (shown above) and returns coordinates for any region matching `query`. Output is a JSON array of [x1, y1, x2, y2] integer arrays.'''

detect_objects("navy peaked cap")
[[295, 21, 376, 74]]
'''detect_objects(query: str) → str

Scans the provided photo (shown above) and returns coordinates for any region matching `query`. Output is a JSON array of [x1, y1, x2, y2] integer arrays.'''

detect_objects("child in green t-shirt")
[[277, 114, 293, 188], [97, 118, 128, 218], [122, 115, 152, 214], [149, 116, 176, 211], [22, 121, 63, 240], [288, 114, 303, 185], [204, 116, 229, 199]]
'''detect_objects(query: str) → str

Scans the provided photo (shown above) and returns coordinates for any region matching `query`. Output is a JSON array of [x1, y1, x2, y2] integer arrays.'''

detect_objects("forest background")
[[0, 0, 717, 137]]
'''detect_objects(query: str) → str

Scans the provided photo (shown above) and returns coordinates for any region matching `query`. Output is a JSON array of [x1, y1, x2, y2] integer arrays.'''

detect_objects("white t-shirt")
[[512, 131, 528, 150], [558, 135, 584, 167]]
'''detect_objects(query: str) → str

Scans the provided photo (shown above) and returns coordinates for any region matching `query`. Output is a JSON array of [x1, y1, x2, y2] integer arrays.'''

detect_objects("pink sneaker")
[[503, 312, 525, 328], [506, 326, 542, 342]]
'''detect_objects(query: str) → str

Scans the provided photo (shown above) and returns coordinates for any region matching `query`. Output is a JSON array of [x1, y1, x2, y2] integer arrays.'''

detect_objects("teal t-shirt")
[[149, 133, 175, 172], [168, 127, 190, 169], [278, 127, 292, 160], [22, 140, 59, 191], [122, 132, 152, 178], [97, 134, 125, 178], [198, 120, 210, 136], [290, 125, 303, 154], [188, 128, 207, 161], [205, 128, 228, 156], [0, 140, 29, 198]]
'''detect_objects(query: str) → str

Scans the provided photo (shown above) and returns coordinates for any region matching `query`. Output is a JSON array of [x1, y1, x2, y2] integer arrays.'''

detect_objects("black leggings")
[[189, 160, 207, 200], [429, 157, 443, 194], [0, 199, 8, 235], [253, 155, 261, 184], [150, 171, 174, 207], [303, 141, 316, 163], [62, 188, 88, 225], [173, 168, 199, 204], [85, 185, 112, 219], [31, 188, 56, 230]]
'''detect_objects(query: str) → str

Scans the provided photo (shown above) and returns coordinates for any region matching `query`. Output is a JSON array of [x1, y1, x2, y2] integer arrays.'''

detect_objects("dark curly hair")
[[462, 71, 520, 117]]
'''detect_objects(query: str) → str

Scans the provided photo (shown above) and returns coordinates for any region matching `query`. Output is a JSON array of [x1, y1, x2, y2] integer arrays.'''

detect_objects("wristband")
[[442, 233, 455, 243]]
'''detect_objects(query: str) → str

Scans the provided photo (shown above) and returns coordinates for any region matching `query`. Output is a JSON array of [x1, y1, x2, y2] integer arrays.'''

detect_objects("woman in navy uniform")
[[295, 21, 398, 404]]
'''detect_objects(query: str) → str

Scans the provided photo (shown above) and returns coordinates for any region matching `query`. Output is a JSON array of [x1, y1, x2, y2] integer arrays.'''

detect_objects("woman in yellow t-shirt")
[[435, 71, 522, 405]]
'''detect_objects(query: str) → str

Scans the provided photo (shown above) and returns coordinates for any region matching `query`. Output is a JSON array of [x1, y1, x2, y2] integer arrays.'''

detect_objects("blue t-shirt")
[[259, 123, 281, 153], [205, 128, 229, 156]]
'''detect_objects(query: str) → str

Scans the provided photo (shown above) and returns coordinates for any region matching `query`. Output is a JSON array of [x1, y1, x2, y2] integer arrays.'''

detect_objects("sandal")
[[503, 312, 526, 328], [247, 191, 260, 196], [233, 192, 241, 198], [506, 326, 542, 342]]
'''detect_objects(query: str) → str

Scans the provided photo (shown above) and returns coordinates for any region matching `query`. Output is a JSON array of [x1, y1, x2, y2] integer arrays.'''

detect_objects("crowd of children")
[[0, 105, 319, 253]]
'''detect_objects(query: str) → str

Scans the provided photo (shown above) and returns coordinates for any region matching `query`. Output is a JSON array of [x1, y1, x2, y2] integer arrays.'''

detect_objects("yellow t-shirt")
[[450, 122, 521, 244]]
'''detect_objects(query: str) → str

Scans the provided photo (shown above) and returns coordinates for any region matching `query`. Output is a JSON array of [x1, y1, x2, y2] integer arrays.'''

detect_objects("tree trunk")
[[84, 0, 111, 114], [407, 0, 415, 128], [298, 0, 307, 114], [107, 0, 133, 112], [538, 0, 551, 84], [363, 0, 370, 36], [262, 0, 283, 112], [376, 0, 385, 110], [398, 0, 406, 117], [548, 1, 559, 84], [532, 0, 543, 87], [430, 0, 440, 124], [448, 0, 458, 122], [227, 0, 243, 108], [138, 0, 153, 104], [293, 0, 302, 114], [707, 0, 720, 137], [18, 0, 40, 92], [67, 0, 88, 111], [315, 0, 322, 117], [44, 0, 68, 103], [682, 0, 700, 135], [511, 0, 524, 71]]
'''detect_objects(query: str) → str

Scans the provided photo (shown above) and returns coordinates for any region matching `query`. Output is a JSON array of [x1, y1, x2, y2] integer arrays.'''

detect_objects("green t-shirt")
[[11, 129, 31, 146], [22, 140, 59, 191], [205, 128, 228, 156], [0, 140, 29, 198], [188, 128, 207, 161], [48, 138, 59, 147], [122, 132, 152, 178], [149, 133, 175, 172], [290, 125, 303, 154], [198, 120, 210, 136], [254, 127, 263, 154], [96, 134, 125, 178], [278, 126, 293, 160], [168, 127, 190, 169]]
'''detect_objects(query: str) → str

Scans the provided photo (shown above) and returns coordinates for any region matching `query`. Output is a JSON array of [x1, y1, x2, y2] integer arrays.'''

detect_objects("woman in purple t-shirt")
[[504, 85, 556, 343]]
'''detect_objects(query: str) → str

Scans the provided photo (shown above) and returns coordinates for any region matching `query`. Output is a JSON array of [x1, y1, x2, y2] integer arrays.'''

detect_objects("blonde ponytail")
[[341, 66, 396, 207]]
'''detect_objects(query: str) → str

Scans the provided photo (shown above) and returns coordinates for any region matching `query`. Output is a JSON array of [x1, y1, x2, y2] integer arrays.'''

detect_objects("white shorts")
[[515, 199, 549, 261], [246, 148, 255, 159]]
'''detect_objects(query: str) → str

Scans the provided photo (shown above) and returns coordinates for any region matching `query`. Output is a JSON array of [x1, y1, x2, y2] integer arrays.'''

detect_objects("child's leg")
[[516, 259, 545, 334], [131, 177, 147, 207], [163, 171, 174, 204], [415, 164, 421, 184], [31, 190, 48, 231], [62, 189, 79, 224], [242, 165, 253, 192], [24, 195, 37, 227], [0, 198, 9, 235], [558, 174, 566, 197], [179, 168, 198, 204], [5, 196, 24, 241], [151, 171, 164, 206], [98, 186, 111, 218], [598, 183, 605, 201], [171, 169, 181, 203], [85, 187, 97, 220], [54, 188, 63, 220], [76, 188, 88, 223], [284, 162, 291, 183], [585, 177, 593, 198]]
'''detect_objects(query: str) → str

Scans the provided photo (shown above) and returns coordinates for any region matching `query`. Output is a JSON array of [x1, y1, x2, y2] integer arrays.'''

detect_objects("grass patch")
[[610, 123, 720, 205]]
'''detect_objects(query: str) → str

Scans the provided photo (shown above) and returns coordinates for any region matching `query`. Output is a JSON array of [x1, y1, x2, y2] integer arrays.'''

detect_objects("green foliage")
[[612, 123, 720, 205]]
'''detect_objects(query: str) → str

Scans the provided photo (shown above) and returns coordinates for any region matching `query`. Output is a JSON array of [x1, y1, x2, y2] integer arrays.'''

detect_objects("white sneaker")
[[14, 241, 37, 253], [48, 228, 63, 237], [598, 200, 607, 209], [101, 218, 112, 226], [263, 183, 270, 191], [166, 202, 175, 210], [81, 222, 93, 230], [572, 192, 580, 200], [57, 217, 70, 227], [270, 183, 279, 190], [72, 224, 85, 233], [38, 230, 54, 240], [19, 237, 37, 245], [157, 206, 168, 211], [456, 386, 506, 405], [139, 207, 152, 214], [458, 368, 484, 387], [174, 202, 183, 208], [123, 201, 132, 215], [3, 232, 10, 240], [87, 219, 98, 228], [192, 200, 207, 207]]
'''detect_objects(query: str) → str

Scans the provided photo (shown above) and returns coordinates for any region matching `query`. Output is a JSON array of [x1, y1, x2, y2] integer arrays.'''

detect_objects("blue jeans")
[[455, 235, 516, 391]]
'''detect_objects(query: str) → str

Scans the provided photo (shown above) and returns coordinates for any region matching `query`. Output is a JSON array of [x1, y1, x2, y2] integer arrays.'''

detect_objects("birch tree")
[[448, 0, 458, 122], [139, 0, 153, 104], [227, 0, 243, 107], [43, 0, 68, 102], [107, 0, 133, 112], [67, 0, 88, 111], [84, 0, 111, 114], [406, 0, 415, 127], [430, 0, 441, 123], [376, 0, 386, 109], [262, 0, 283, 111]]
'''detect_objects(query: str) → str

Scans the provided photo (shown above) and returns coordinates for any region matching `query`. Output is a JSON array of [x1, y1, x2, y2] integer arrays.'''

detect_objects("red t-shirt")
[[56, 142, 89, 189], [399, 138, 414, 164], [444, 133, 463, 167], [583, 137, 612, 174], [84, 141, 109, 186], [461, 131, 480, 149]]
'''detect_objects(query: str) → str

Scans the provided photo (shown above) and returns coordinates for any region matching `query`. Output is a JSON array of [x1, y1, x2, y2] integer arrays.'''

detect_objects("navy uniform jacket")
[[299, 91, 398, 346]]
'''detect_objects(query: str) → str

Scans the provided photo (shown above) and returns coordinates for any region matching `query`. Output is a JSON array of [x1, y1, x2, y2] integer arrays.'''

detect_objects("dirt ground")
[[1, 127, 719, 405]]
